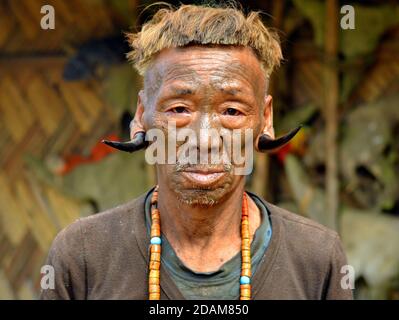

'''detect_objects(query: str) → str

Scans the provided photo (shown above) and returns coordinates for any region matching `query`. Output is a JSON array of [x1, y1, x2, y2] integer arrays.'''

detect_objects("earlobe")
[[130, 91, 146, 139], [255, 95, 302, 152], [262, 95, 274, 139]]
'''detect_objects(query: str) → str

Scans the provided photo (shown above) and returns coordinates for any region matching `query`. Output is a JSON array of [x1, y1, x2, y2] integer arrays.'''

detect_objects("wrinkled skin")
[[131, 45, 275, 272]]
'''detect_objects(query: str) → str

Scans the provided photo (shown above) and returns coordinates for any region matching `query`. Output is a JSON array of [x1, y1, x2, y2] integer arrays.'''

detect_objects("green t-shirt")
[[144, 190, 272, 300]]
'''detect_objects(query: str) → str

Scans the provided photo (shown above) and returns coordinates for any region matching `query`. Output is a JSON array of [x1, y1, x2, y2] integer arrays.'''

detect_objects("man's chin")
[[168, 169, 235, 206], [175, 187, 227, 207]]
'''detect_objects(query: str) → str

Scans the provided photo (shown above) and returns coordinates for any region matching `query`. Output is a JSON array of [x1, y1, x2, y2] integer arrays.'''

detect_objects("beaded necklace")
[[148, 186, 252, 300]]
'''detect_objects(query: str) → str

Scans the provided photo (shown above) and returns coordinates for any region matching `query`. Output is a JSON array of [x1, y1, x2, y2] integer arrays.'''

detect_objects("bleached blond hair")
[[126, 3, 283, 76]]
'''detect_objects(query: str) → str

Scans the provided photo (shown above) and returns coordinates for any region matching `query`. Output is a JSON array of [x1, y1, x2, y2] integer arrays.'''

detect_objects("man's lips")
[[180, 167, 228, 186], [181, 167, 226, 174]]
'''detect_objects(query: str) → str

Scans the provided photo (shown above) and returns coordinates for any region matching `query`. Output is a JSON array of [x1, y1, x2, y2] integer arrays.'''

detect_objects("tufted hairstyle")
[[126, 2, 283, 77]]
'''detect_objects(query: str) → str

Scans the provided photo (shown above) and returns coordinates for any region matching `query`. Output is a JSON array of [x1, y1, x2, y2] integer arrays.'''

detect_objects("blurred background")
[[0, 0, 398, 299]]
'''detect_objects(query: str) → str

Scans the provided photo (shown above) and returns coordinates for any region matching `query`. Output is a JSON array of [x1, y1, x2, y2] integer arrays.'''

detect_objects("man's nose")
[[178, 113, 224, 157], [196, 114, 223, 152]]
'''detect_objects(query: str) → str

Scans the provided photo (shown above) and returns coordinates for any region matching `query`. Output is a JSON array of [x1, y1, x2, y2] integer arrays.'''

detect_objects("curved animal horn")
[[102, 131, 148, 153], [257, 125, 302, 152]]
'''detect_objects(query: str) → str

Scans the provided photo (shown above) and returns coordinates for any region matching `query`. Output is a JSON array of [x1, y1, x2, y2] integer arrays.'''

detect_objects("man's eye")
[[171, 106, 189, 113], [223, 108, 242, 116]]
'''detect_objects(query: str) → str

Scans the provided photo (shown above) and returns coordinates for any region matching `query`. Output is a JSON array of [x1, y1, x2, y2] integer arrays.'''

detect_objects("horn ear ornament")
[[102, 131, 148, 153], [257, 125, 302, 152], [102, 127, 303, 153]]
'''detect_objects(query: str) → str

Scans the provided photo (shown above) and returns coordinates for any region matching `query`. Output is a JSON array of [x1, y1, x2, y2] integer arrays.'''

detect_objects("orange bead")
[[149, 261, 161, 270], [150, 252, 161, 261], [151, 244, 161, 253], [241, 262, 251, 270], [151, 211, 160, 218], [240, 288, 251, 295], [242, 249, 251, 257], [242, 256, 251, 264], [240, 284, 251, 290], [151, 230, 161, 237]]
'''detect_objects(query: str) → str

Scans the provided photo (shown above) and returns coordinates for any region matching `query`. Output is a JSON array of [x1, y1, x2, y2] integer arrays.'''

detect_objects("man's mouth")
[[180, 167, 228, 186]]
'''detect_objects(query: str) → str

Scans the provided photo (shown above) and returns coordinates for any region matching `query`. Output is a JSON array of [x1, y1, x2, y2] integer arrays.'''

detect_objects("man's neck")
[[156, 181, 261, 272]]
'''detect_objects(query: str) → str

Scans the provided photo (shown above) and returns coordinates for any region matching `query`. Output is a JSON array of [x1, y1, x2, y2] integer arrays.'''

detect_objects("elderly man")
[[41, 4, 352, 300]]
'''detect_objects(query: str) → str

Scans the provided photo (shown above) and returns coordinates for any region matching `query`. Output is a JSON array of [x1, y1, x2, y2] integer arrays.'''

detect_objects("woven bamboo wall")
[[0, 0, 137, 299]]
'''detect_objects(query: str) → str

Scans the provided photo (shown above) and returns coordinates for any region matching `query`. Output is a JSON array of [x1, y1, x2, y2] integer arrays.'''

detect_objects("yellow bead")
[[149, 284, 160, 293], [149, 293, 160, 300], [242, 239, 251, 247], [240, 288, 251, 297], [149, 270, 160, 278], [242, 256, 251, 263], [241, 269, 251, 277], [241, 232, 250, 239], [149, 277, 160, 285], [242, 249, 251, 257]]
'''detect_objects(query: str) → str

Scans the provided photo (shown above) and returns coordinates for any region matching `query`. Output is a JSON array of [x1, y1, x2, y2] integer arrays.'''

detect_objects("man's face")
[[141, 45, 272, 205]]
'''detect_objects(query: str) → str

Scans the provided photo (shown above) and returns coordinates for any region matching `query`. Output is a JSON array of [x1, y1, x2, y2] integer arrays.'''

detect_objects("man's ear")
[[130, 90, 146, 140], [255, 95, 275, 151], [255, 94, 303, 152], [262, 95, 275, 139]]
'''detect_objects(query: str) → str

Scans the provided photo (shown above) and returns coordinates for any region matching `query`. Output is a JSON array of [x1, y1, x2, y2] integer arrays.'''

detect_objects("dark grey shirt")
[[40, 189, 353, 300], [144, 190, 272, 300]]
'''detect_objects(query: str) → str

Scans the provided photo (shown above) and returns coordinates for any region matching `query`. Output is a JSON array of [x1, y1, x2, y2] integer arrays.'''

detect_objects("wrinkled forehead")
[[143, 45, 268, 101]]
